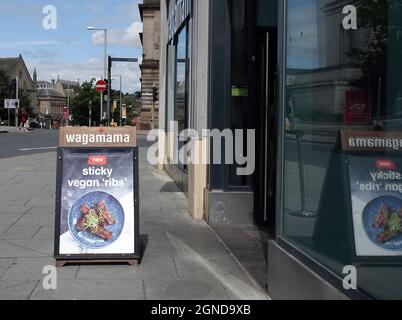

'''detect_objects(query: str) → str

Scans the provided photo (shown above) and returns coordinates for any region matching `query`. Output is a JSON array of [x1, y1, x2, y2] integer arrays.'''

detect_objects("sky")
[[0, 0, 143, 93], [287, 0, 319, 69]]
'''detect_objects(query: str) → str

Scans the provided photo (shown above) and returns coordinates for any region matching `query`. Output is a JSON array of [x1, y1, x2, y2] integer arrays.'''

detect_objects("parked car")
[[28, 118, 40, 129]]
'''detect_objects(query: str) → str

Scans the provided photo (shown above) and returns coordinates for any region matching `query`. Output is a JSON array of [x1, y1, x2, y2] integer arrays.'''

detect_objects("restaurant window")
[[174, 25, 189, 134], [282, 0, 402, 299]]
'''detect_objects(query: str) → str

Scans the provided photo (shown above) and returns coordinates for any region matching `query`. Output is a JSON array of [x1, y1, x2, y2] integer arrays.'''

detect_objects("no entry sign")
[[95, 80, 107, 93]]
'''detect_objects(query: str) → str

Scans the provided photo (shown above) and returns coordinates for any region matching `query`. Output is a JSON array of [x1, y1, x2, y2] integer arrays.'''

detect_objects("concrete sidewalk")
[[0, 147, 268, 300], [0, 126, 18, 133]]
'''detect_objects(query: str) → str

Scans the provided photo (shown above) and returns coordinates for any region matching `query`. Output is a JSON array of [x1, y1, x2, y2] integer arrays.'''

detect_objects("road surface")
[[0, 129, 152, 159]]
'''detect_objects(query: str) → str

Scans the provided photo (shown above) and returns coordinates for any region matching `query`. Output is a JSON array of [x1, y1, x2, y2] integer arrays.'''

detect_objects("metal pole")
[[67, 82, 70, 127], [15, 77, 19, 128], [89, 101, 92, 127], [151, 83, 156, 130], [104, 30, 107, 85], [102, 29, 107, 124], [289, 131, 317, 218], [100, 92, 103, 124], [119, 75, 122, 127], [151, 100, 155, 130], [107, 56, 111, 125]]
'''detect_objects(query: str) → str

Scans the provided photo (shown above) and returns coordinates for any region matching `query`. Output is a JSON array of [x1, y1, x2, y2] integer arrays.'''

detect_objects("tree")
[[0, 70, 12, 123], [123, 93, 141, 125], [70, 79, 101, 126], [346, 1, 402, 116], [19, 90, 32, 115]]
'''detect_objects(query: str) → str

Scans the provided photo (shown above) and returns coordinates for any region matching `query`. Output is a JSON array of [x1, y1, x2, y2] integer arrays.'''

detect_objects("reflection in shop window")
[[175, 26, 188, 133], [283, 0, 402, 299]]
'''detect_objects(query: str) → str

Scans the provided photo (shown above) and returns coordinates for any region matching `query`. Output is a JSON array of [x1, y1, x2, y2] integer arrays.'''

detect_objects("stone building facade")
[[37, 80, 67, 121], [139, 0, 161, 130], [0, 54, 37, 113]]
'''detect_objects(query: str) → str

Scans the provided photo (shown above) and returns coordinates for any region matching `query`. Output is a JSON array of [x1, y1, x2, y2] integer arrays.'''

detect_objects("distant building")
[[54, 77, 80, 99], [138, 0, 160, 130], [0, 54, 37, 113], [37, 80, 67, 121]]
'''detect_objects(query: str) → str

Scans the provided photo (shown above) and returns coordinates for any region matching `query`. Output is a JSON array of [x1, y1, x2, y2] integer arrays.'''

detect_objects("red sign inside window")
[[344, 91, 371, 124]]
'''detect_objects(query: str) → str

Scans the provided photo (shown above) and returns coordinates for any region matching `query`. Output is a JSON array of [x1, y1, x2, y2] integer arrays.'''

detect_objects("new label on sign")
[[95, 80, 107, 93], [54, 127, 140, 265]]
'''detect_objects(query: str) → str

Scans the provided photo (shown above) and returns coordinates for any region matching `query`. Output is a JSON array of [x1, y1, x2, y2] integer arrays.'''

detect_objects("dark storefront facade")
[[159, 0, 402, 300]]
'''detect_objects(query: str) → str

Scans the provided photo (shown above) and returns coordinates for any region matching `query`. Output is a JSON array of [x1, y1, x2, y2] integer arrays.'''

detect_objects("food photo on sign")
[[349, 155, 402, 257], [58, 149, 136, 255]]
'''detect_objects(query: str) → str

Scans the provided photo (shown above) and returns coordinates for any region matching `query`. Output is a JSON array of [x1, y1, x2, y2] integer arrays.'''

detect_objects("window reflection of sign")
[[348, 155, 402, 257], [341, 131, 402, 153], [344, 91, 371, 124]]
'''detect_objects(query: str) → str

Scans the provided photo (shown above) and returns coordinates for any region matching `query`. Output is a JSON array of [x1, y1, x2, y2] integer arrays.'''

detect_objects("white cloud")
[[91, 22, 142, 48], [122, 22, 143, 47], [85, 2, 104, 13], [28, 57, 141, 93], [0, 40, 75, 49], [88, 58, 102, 65]]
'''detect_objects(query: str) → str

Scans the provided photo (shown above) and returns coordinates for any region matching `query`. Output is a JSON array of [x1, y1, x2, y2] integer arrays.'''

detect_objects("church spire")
[[33, 68, 37, 83]]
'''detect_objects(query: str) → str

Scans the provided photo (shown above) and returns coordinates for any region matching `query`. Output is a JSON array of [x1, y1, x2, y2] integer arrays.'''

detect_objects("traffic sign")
[[63, 107, 69, 120], [95, 80, 107, 93], [4, 99, 19, 109]]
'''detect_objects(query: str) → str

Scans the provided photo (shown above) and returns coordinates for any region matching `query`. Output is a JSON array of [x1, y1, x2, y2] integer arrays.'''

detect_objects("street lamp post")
[[15, 77, 19, 128], [88, 100, 92, 127], [86, 26, 107, 124], [112, 75, 123, 126]]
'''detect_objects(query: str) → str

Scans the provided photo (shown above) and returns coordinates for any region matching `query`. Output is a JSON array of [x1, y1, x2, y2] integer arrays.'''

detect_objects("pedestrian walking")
[[19, 108, 29, 132]]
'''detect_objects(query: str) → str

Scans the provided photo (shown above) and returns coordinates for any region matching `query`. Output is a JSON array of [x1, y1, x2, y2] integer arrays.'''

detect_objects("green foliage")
[[0, 70, 34, 124], [70, 78, 101, 126], [0, 70, 12, 123], [19, 90, 32, 115]]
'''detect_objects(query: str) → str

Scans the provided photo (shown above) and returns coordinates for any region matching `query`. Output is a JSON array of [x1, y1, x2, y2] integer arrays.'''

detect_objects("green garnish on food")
[[388, 213, 402, 233], [83, 210, 100, 231]]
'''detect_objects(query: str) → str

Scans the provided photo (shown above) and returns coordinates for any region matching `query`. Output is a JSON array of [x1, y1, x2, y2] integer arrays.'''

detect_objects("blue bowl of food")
[[68, 191, 125, 249], [362, 196, 402, 251]]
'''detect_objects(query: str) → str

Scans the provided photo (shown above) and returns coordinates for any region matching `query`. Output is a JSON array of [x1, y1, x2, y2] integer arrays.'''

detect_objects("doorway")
[[254, 28, 278, 230]]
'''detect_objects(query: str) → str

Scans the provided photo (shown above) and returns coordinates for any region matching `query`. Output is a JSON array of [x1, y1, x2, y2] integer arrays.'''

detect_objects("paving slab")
[[26, 205, 54, 215], [0, 214, 24, 226], [30, 279, 144, 300], [0, 149, 269, 300], [32, 226, 54, 240], [0, 258, 15, 278], [0, 241, 47, 258], [1, 258, 78, 281], [7, 240, 53, 256], [0, 225, 41, 240], [0, 206, 32, 216], [25, 197, 53, 207], [144, 278, 229, 300], [0, 280, 39, 300], [76, 256, 177, 280], [14, 214, 54, 227]]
